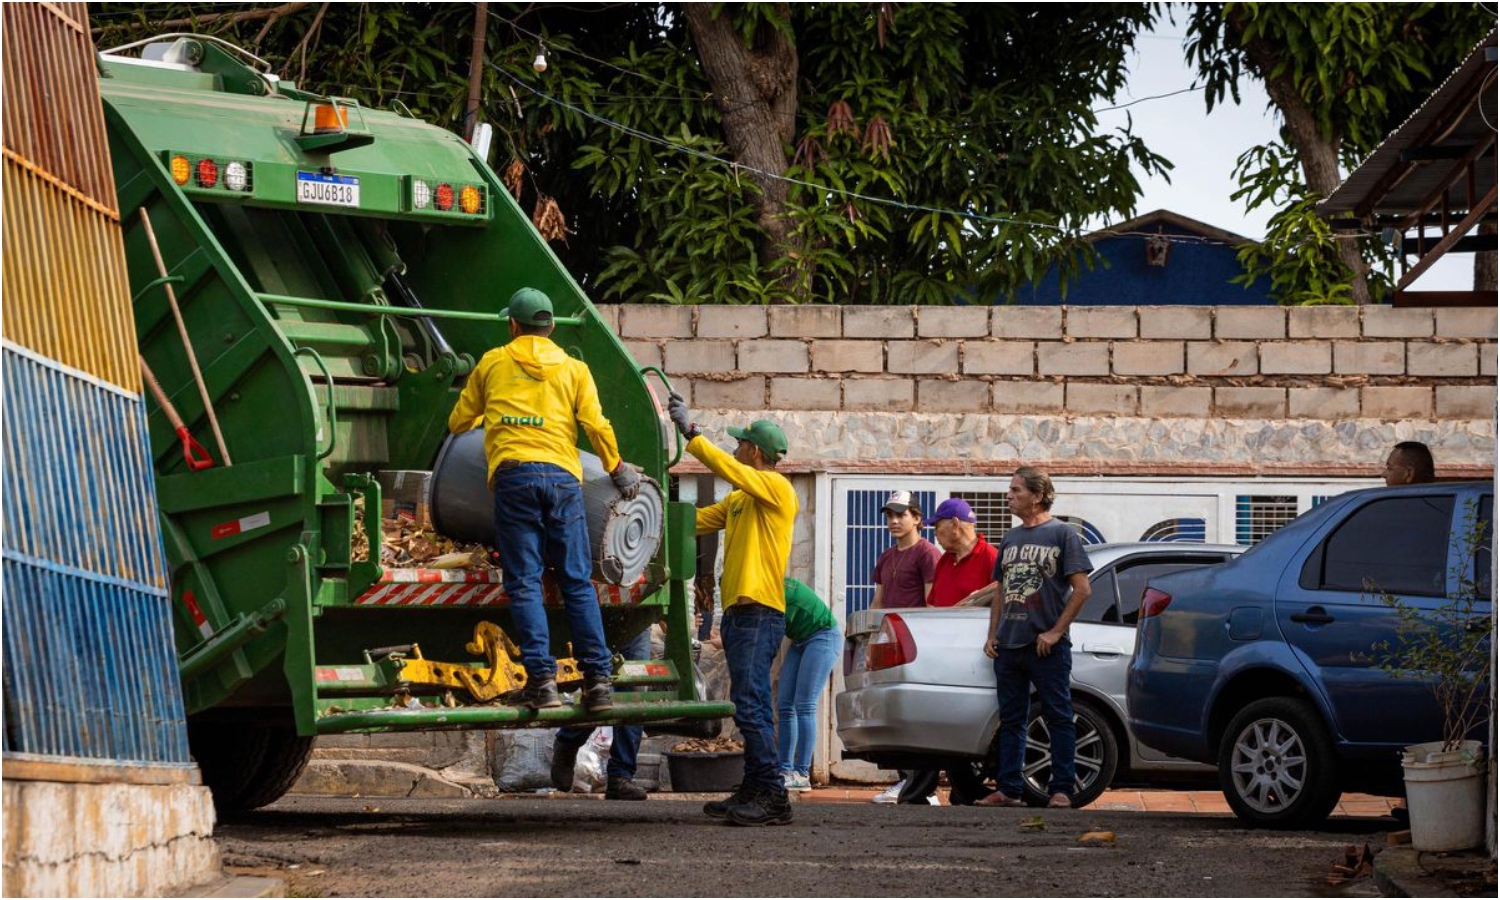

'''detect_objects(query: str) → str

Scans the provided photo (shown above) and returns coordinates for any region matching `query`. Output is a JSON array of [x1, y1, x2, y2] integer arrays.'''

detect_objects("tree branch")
[[92, 2, 311, 36]]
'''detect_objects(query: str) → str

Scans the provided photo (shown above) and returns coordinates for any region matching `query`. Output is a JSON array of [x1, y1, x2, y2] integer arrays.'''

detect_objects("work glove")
[[667, 391, 700, 440], [611, 462, 643, 500]]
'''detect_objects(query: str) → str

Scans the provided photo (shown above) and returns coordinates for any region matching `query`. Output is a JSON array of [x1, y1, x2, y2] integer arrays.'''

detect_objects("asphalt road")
[[217, 794, 1396, 897]]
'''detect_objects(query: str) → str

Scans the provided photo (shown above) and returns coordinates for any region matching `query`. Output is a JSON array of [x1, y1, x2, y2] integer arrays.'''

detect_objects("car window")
[[1081, 569, 1119, 623], [1316, 496, 1454, 597], [1080, 556, 1232, 625]]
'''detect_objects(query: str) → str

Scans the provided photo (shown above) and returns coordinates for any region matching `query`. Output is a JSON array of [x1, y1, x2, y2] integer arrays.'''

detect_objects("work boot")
[[551, 739, 580, 792], [703, 785, 753, 819], [725, 785, 793, 827], [605, 776, 647, 801], [582, 676, 613, 713], [521, 677, 561, 710]]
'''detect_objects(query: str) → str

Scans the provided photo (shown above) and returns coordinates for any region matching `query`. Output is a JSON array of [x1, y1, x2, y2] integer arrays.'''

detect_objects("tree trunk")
[[684, 4, 799, 287], [1238, 27, 1374, 305]]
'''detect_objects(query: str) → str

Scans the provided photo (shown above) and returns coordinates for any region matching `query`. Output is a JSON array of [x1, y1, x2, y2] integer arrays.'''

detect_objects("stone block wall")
[[599, 304, 1497, 475]]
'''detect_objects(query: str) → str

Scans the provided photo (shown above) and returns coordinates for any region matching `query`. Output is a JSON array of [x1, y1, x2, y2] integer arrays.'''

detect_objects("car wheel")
[[1218, 697, 1340, 828], [1020, 700, 1118, 808]]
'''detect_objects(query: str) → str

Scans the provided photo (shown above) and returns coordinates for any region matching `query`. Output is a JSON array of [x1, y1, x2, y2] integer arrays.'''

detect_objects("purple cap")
[[932, 497, 976, 523]]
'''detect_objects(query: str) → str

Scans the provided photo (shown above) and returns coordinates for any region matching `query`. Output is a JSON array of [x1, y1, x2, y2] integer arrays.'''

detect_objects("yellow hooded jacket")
[[690, 435, 798, 612], [447, 334, 622, 483]]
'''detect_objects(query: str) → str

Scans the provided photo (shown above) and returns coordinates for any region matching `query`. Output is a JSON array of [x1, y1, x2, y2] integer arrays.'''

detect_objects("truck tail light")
[[195, 158, 219, 188], [867, 614, 917, 671], [434, 183, 455, 211], [1140, 587, 1173, 620], [459, 184, 483, 214]]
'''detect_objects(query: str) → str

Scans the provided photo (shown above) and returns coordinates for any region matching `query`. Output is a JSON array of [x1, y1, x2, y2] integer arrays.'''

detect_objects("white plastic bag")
[[571, 726, 613, 792]]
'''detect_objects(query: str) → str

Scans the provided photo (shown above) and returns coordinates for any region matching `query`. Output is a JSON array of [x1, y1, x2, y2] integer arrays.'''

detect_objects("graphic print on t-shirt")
[[1000, 543, 1060, 620]]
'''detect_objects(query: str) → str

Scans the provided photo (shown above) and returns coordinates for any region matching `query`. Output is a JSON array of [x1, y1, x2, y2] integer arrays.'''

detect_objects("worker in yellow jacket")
[[667, 391, 797, 827], [448, 287, 641, 713]]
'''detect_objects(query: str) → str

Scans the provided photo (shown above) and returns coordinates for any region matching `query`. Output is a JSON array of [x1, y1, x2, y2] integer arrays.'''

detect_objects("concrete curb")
[[171, 875, 285, 898]]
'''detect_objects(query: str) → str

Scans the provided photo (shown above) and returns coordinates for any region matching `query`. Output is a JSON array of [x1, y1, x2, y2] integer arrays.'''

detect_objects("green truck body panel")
[[99, 38, 726, 739]]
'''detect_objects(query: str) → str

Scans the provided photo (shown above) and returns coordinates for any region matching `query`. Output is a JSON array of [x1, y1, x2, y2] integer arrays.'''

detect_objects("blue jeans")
[[556, 629, 650, 779], [721, 602, 786, 794], [492, 463, 611, 680], [776, 627, 842, 776], [994, 644, 1075, 798]]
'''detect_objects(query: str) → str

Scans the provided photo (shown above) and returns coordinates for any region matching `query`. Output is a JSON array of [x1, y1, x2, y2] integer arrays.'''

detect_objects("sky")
[[1099, 25, 1474, 292]]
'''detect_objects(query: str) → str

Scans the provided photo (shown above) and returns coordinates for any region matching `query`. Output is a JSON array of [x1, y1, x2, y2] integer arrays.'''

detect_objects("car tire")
[[1019, 700, 1118, 808], [1218, 697, 1340, 829]]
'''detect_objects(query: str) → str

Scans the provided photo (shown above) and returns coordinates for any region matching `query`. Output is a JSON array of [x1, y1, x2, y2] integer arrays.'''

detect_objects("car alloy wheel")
[[1218, 697, 1340, 828], [1020, 701, 1118, 808]]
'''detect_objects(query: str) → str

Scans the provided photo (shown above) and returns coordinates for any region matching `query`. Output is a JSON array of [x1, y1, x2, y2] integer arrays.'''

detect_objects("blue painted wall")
[[1006, 225, 1275, 306]]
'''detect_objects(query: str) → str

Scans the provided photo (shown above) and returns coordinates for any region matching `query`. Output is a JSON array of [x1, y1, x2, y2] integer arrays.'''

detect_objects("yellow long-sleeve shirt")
[[690, 434, 798, 612], [447, 334, 622, 483]]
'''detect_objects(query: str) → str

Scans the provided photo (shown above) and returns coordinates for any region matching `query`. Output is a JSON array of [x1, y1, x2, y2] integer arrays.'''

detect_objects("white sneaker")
[[872, 779, 906, 804], [926, 794, 940, 806], [782, 772, 811, 792]]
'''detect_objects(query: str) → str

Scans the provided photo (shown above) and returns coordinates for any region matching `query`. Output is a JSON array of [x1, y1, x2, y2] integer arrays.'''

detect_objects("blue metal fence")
[[2, 345, 190, 764]]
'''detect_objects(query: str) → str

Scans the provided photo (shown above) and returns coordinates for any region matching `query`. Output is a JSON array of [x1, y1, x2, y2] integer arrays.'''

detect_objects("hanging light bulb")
[[532, 46, 548, 73]]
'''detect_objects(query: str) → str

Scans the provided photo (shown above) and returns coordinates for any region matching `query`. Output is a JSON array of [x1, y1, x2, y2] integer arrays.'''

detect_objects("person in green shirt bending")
[[777, 578, 842, 793]]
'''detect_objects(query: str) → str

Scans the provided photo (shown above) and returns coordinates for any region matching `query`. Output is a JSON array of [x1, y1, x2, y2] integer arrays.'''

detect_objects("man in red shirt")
[[927, 498, 999, 608]]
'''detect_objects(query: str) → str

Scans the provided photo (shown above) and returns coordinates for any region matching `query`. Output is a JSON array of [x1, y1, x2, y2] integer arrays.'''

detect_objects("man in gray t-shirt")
[[977, 467, 1092, 810]]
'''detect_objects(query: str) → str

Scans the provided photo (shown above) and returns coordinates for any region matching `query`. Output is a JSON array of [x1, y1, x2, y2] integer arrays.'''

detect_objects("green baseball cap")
[[501, 287, 554, 326], [727, 419, 788, 462]]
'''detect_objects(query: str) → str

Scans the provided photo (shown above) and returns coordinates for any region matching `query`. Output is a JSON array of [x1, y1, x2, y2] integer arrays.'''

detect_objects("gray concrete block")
[[739, 339, 809, 373], [1188, 341, 1258, 376], [1113, 341, 1185, 376], [1288, 305, 1360, 338], [917, 379, 991, 413], [696, 306, 769, 339], [693, 376, 766, 409], [917, 306, 990, 338], [770, 377, 841, 410], [1066, 383, 1139, 415], [1215, 307, 1286, 339], [1140, 386, 1211, 418], [1435, 385, 1497, 419], [888, 341, 959, 374], [844, 378, 914, 411], [1067, 306, 1137, 339], [623, 340, 661, 370], [768, 305, 842, 338], [962, 341, 1034, 376], [1260, 341, 1332, 375], [1361, 386, 1433, 419], [1362, 306, 1433, 338], [1434, 306, 1498, 339], [1333, 341, 1405, 375], [1288, 386, 1360, 419], [665, 340, 737, 373], [1407, 342, 1479, 377], [992, 380, 1064, 413], [1215, 387, 1286, 417], [1139, 306, 1212, 339], [620, 305, 693, 339], [844, 307, 914, 338], [1037, 342, 1109, 376], [991, 306, 1061, 339], [811, 340, 884, 373]]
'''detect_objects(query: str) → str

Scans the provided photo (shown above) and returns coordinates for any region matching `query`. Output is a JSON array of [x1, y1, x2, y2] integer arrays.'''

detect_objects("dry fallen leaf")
[[1079, 831, 1116, 845], [1019, 815, 1046, 832]]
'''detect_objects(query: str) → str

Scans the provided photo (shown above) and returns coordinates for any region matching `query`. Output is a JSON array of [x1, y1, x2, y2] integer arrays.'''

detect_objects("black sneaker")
[[582, 676, 613, 713], [605, 777, 647, 801], [703, 785, 753, 819], [726, 785, 793, 827], [521, 677, 561, 709], [551, 739, 580, 791]]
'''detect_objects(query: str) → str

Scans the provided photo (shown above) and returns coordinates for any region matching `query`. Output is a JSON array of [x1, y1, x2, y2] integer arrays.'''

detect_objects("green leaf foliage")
[[93, 2, 1169, 305]]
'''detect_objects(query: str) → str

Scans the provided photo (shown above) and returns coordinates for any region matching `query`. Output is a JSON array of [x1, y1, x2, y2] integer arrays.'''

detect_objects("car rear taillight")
[[1140, 587, 1173, 620], [866, 614, 917, 671]]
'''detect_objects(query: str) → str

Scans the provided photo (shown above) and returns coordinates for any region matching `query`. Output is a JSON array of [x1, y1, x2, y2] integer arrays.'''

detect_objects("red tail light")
[[867, 614, 917, 671], [1140, 587, 1173, 620]]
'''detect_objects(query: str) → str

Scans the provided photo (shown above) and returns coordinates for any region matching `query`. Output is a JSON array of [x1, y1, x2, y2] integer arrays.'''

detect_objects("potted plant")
[[1373, 500, 1492, 852]]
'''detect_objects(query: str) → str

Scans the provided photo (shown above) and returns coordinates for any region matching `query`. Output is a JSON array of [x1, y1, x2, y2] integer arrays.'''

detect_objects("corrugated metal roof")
[[1318, 29, 1497, 222]]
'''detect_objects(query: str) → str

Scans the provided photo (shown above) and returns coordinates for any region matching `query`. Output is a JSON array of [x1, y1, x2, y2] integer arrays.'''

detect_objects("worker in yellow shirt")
[[448, 287, 641, 713], [667, 391, 797, 827]]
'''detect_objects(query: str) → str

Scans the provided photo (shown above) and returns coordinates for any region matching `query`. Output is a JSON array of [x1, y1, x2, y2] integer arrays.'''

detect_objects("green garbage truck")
[[96, 34, 728, 810]]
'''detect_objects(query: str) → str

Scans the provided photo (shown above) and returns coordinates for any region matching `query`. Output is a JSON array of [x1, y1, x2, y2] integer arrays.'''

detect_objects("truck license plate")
[[296, 171, 360, 207]]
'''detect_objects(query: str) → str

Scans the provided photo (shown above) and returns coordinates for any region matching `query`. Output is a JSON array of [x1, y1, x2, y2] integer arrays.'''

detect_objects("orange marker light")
[[195, 158, 219, 188], [434, 183, 455, 211], [313, 103, 349, 133], [459, 185, 482, 214], [170, 155, 191, 185]]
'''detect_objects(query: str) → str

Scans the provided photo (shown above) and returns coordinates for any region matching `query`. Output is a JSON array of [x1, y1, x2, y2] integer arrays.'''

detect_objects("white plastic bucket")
[[1401, 740, 1487, 852]]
